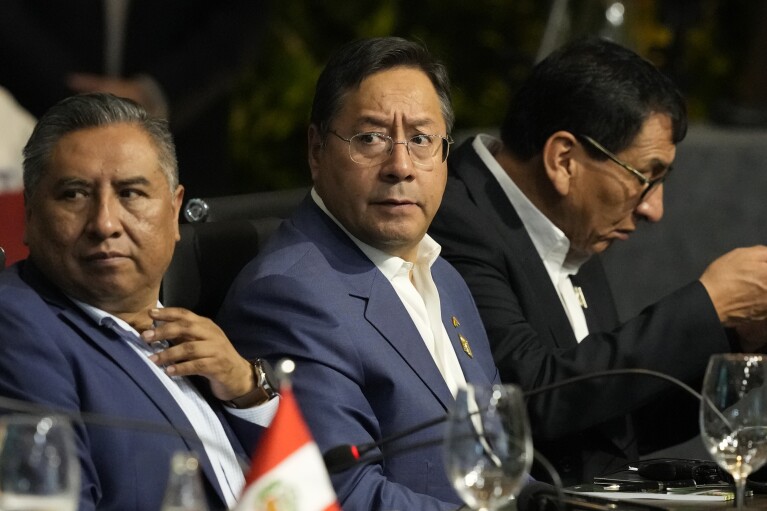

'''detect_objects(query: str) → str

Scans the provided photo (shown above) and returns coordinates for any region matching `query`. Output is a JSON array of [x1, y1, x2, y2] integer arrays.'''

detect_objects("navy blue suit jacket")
[[0, 262, 261, 511], [218, 197, 501, 510]]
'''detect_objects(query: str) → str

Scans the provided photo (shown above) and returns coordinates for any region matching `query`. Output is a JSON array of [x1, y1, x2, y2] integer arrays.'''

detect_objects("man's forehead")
[[338, 71, 445, 131], [50, 125, 157, 162]]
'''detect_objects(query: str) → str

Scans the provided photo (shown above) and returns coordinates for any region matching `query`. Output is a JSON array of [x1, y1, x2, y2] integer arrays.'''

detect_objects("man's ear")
[[308, 124, 323, 181], [172, 184, 185, 242], [542, 131, 579, 197]]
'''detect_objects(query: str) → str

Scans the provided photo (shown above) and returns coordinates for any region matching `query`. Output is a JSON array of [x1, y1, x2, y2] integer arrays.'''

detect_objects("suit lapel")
[[57, 308, 228, 503], [571, 262, 620, 332], [450, 141, 578, 348], [293, 201, 457, 411], [363, 271, 455, 411], [21, 263, 230, 505]]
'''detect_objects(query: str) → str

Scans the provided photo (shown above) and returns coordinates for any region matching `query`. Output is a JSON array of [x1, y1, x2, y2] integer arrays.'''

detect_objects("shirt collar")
[[310, 187, 441, 281], [70, 297, 162, 337], [472, 134, 585, 275]]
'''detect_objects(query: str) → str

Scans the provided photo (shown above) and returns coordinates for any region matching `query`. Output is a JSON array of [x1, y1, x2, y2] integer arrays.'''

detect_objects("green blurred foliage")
[[229, 0, 762, 192], [230, 0, 550, 191]]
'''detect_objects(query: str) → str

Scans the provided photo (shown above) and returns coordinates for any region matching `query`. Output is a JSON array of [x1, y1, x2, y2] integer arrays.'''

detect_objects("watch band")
[[225, 358, 278, 408], [253, 358, 278, 400]]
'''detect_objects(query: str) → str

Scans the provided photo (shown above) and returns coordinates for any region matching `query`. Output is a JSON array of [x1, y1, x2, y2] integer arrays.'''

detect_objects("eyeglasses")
[[580, 134, 672, 200], [328, 130, 453, 169]]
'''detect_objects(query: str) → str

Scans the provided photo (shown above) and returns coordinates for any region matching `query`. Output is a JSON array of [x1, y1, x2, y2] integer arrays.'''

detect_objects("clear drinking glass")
[[0, 415, 79, 511], [160, 452, 209, 511], [444, 383, 532, 511], [700, 354, 767, 509]]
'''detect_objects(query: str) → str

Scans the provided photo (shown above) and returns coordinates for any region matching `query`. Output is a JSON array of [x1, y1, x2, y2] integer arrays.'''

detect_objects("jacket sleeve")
[[0, 279, 100, 510], [218, 271, 459, 511]]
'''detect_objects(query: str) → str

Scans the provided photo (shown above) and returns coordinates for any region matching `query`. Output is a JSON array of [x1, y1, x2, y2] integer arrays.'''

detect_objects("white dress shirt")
[[73, 299, 278, 509], [311, 189, 467, 397], [472, 134, 590, 342]]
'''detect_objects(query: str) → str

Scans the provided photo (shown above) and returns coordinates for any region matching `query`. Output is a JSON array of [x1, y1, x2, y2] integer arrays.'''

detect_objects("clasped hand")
[[700, 245, 767, 352], [140, 307, 254, 403]]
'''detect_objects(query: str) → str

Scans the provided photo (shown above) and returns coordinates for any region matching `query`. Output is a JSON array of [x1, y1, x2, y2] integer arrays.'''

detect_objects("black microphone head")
[[516, 481, 558, 511], [323, 444, 360, 474], [638, 462, 679, 480]]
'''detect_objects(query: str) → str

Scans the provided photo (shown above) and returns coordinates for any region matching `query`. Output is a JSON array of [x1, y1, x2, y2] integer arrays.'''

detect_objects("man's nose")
[[635, 184, 664, 222], [380, 140, 415, 182], [87, 195, 123, 238]]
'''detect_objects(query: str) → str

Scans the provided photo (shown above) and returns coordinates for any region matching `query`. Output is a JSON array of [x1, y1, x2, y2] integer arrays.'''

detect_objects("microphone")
[[324, 436, 454, 473], [324, 414, 447, 473], [323, 368, 706, 474], [637, 459, 730, 483], [323, 444, 362, 473]]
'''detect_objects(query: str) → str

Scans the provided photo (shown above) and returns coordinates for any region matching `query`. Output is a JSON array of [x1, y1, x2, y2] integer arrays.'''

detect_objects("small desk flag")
[[235, 387, 341, 511]]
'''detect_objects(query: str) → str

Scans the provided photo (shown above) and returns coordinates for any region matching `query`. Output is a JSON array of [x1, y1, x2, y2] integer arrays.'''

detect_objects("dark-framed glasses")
[[328, 130, 453, 169], [580, 134, 672, 200]]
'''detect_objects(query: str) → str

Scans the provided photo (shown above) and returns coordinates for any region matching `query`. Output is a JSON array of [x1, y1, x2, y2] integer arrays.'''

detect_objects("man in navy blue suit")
[[218, 37, 502, 510], [0, 92, 278, 510]]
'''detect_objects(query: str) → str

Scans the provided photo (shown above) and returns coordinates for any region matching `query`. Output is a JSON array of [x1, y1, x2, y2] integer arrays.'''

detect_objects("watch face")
[[256, 359, 279, 395]]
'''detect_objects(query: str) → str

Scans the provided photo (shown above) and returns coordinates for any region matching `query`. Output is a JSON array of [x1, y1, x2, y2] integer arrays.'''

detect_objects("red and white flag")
[[235, 387, 341, 511]]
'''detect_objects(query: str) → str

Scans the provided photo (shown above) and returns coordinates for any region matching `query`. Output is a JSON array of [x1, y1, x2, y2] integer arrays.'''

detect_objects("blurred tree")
[[230, 0, 549, 191], [229, 0, 760, 192]]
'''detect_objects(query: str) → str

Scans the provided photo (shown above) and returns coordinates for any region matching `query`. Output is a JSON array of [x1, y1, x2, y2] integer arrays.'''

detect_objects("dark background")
[[226, 0, 767, 330], [226, 0, 767, 193]]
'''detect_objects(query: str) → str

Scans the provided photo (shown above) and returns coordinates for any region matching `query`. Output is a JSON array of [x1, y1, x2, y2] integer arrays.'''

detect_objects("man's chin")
[[572, 239, 612, 260], [64, 277, 136, 308], [590, 238, 624, 255], [592, 238, 617, 254]]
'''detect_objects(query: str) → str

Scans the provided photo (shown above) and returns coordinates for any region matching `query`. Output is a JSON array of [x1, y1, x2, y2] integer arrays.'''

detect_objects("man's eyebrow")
[[354, 115, 438, 130], [353, 115, 388, 130], [52, 176, 90, 188], [114, 176, 152, 187], [645, 157, 672, 172]]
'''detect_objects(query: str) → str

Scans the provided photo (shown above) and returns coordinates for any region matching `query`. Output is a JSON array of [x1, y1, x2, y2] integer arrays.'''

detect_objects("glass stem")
[[734, 476, 746, 510]]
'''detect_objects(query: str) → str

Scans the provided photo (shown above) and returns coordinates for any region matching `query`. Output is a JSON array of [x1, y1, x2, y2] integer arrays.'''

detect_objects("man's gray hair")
[[23, 92, 178, 197]]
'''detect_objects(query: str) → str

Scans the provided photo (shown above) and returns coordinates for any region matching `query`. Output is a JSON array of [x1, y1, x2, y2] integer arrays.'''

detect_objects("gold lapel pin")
[[451, 316, 460, 328], [459, 334, 473, 358], [573, 286, 588, 309]]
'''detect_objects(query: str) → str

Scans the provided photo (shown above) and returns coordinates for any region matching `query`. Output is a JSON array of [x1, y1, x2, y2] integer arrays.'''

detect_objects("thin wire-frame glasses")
[[580, 134, 672, 200], [329, 130, 453, 169]]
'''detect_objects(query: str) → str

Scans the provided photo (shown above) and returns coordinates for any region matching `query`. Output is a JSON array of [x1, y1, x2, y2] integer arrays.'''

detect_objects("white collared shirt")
[[73, 299, 278, 508], [311, 189, 467, 397], [473, 134, 590, 342]]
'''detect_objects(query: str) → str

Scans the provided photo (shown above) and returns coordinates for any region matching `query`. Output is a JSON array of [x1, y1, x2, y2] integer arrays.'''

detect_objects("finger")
[[162, 357, 215, 378], [148, 307, 195, 323], [149, 324, 224, 348], [143, 312, 205, 343], [147, 308, 221, 340], [150, 341, 237, 374], [158, 353, 237, 382]]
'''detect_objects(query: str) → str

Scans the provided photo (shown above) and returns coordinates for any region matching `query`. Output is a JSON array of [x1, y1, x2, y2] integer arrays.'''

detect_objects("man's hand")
[[141, 307, 256, 403], [700, 246, 767, 335]]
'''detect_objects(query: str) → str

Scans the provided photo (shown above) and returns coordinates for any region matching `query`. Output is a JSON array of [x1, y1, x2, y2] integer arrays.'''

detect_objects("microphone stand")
[[0, 394, 247, 468], [323, 367, 723, 511]]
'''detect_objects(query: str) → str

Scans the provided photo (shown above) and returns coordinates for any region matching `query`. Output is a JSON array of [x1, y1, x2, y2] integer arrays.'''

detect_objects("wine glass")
[[444, 383, 532, 511], [700, 354, 767, 509], [0, 414, 80, 511]]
